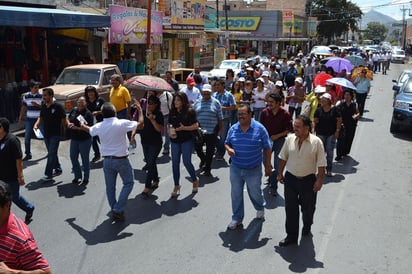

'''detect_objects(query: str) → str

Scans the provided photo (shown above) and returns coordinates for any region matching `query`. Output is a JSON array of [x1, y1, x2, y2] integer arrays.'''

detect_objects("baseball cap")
[[314, 85, 326, 93], [289, 61, 295, 65], [321, 93, 332, 100], [238, 77, 246, 82], [202, 84, 212, 92], [256, 77, 264, 83], [275, 80, 283, 87], [262, 71, 270, 77], [295, 77, 303, 84], [186, 77, 195, 86]]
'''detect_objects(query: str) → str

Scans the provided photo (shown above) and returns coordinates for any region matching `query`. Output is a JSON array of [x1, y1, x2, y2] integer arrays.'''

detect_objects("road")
[[15, 63, 412, 274]]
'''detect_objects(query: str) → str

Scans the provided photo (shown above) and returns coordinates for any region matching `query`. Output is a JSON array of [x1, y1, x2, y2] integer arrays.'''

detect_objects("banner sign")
[[282, 10, 294, 36], [218, 16, 261, 31]]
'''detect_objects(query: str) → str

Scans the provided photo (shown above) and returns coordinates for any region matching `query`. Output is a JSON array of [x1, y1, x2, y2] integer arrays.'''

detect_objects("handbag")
[[192, 127, 206, 146]]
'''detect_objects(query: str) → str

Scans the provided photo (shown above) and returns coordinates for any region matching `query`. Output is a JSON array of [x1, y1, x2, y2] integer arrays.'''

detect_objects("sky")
[[350, 0, 412, 20]]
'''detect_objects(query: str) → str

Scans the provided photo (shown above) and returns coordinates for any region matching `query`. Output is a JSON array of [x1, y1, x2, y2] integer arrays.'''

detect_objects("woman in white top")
[[252, 77, 268, 121]]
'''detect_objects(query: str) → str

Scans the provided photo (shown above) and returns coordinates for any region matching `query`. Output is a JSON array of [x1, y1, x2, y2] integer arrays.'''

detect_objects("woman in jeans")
[[131, 95, 163, 198], [168, 92, 199, 197], [313, 93, 342, 177], [67, 96, 94, 185]]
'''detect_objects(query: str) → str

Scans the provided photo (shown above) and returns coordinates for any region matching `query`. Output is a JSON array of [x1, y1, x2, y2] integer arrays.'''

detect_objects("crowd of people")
[[0, 50, 378, 270]]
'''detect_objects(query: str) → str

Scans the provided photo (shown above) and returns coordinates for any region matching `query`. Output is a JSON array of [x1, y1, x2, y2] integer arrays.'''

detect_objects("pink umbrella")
[[124, 75, 175, 98]]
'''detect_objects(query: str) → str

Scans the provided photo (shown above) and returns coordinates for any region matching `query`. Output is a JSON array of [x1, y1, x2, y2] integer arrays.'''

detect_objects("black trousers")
[[356, 92, 367, 117], [284, 171, 317, 240], [195, 133, 217, 173], [336, 124, 357, 157]]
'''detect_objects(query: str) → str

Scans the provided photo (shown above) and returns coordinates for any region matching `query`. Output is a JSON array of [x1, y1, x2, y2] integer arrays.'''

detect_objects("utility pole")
[[401, 5, 407, 50]]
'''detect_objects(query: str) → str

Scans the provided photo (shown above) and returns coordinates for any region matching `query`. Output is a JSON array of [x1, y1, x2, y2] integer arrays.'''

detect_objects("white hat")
[[256, 77, 264, 83], [246, 67, 254, 71], [295, 77, 303, 84], [202, 84, 212, 92], [289, 61, 295, 65], [238, 77, 246, 82], [275, 80, 283, 87], [314, 85, 326, 93], [321, 93, 332, 100], [130, 53, 135, 57], [262, 71, 270, 77], [275, 64, 281, 70]]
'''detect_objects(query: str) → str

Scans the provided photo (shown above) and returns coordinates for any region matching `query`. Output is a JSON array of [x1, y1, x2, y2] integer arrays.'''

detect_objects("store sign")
[[218, 17, 261, 31], [109, 5, 163, 44], [163, 0, 205, 31]]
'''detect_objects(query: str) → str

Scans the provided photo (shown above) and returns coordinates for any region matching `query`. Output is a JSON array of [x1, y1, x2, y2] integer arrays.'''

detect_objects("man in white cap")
[[193, 84, 223, 176], [261, 71, 275, 93]]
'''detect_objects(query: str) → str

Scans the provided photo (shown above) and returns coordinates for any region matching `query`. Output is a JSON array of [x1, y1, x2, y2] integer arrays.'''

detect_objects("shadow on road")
[[57, 182, 87, 198], [65, 217, 133, 245], [263, 186, 285, 209], [392, 131, 412, 141], [25, 179, 63, 190], [274, 235, 324, 273], [22, 156, 48, 168], [218, 218, 269, 252]]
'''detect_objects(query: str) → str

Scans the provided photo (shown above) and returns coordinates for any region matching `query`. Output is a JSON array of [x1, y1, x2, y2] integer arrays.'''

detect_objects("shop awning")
[[0, 6, 110, 29]]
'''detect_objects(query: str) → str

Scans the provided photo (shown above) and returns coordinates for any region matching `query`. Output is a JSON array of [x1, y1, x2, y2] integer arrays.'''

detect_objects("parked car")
[[206, 59, 246, 81], [45, 64, 122, 112], [390, 76, 412, 133], [392, 69, 412, 100], [391, 49, 407, 64]]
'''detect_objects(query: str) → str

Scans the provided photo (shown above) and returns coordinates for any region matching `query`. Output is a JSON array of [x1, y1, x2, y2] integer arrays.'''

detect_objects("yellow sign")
[[218, 17, 261, 31]]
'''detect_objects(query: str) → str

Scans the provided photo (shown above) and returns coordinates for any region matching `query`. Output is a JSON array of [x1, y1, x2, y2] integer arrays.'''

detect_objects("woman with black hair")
[[168, 92, 199, 197], [85, 86, 105, 162], [131, 95, 164, 197]]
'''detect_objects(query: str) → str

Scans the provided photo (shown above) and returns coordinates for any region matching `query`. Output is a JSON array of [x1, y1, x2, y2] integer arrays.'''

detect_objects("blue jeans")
[[142, 143, 162, 188], [103, 158, 135, 213], [268, 137, 286, 190], [229, 165, 266, 222], [44, 135, 61, 176], [317, 134, 336, 172], [7, 180, 34, 213], [216, 118, 231, 157], [24, 117, 41, 157], [171, 140, 197, 186], [70, 138, 92, 180], [163, 114, 170, 150]]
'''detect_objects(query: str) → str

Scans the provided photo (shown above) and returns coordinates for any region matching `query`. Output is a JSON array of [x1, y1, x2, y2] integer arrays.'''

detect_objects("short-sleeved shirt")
[[260, 107, 293, 136], [252, 88, 269, 109], [0, 213, 50, 271], [21, 91, 42, 119], [139, 110, 164, 145], [168, 109, 197, 143], [0, 133, 22, 181], [39, 102, 66, 137], [67, 107, 93, 141], [278, 133, 327, 177], [193, 97, 223, 134], [89, 117, 137, 157], [180, 87, 201, 105], [225, 119, 272, 169], [314, 106, 341, 136], [110, 85, 131, 112], [213, 90, 235, 119], [354, 77, 371, 94]]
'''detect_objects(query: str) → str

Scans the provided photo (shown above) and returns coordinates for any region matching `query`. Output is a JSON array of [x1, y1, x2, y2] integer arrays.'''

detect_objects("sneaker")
[[22, 155, 32, 161], [112, 211, 125, 222], [162, 149, 169, 155], [41, 175, 53, 182], [82, 179, 89, 185], [227, 220, 242, 230], [269, 187, 278, 197], [72, 178, 82, 185], [202, 170, 212, 177], [91, 156, 100, 163], [256, 209, 265, 219], [53, 168, 62, 176]]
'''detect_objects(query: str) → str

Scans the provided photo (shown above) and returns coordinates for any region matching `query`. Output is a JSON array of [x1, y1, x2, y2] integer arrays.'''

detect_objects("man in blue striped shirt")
[[224, 104, 272, 230], [18, 82, 43, 161], [193, 84, 223, 176]]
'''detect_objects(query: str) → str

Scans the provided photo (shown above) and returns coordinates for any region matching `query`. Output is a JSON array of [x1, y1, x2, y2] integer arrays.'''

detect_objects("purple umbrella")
[[325, 57, 354, 73]]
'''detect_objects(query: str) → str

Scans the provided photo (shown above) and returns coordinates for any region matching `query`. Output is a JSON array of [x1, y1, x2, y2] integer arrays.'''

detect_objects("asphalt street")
[[14, 63, 412, 274]]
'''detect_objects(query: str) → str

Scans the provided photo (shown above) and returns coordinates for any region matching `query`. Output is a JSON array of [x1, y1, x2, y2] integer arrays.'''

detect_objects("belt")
[[103, 155, 128, 159], [287, 171, 315, 180]]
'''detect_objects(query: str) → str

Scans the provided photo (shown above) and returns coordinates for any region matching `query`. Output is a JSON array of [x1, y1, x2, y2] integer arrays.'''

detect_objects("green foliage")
[[363, 22, 388, 42], [306, 0, 362, 43]]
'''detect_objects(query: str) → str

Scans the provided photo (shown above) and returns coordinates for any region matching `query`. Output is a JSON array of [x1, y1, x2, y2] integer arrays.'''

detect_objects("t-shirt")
[[67, 107, 94, 140], [0, 133, 21, 181], [39, 102, 66, 137], [21, 91, 42, 119], [314, 106, 341, 136], [86, 97, 105, 122], [168, 109, 197, 143], [139, 110, 164, 145], [110, 85, 131, 112]]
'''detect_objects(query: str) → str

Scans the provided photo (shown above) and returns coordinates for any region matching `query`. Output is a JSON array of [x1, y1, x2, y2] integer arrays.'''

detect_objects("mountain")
[[360, 9, 397, 29]]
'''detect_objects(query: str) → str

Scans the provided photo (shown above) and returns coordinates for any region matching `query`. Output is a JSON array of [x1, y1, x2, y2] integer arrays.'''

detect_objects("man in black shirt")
[[34, 88, 67, 181], [0, 117, 35, 223]]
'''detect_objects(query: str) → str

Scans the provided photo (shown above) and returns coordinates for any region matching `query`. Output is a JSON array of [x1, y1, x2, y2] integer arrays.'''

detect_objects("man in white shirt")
[[81, 102, 143, 221], [158, 90, 173, 155], [180, 77, 201, 106]]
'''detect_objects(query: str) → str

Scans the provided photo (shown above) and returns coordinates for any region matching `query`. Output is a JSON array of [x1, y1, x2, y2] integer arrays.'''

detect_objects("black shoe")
[[279, 237, 297, 247], [82, 179, 89, 185], [142, 164, 148, 171], [335, 156, 343, 161], [141, 191, 150, 198], [270, 187, 278, 197], [72, 178, 82, 185], [302, 227, 312, 236], [112, 211, 125, 221], [199, 161, 205, 169], [23, 155, 32, 161], [25, 208, 34, 224], [202, 170, 212, 177], [91, 156, 100, 163], [53, 168, 62, 176]]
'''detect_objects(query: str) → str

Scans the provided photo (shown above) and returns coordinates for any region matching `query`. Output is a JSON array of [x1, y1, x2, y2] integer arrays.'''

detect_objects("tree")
[[363, 22, 388, 42], [306, 0, 363, 44]]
